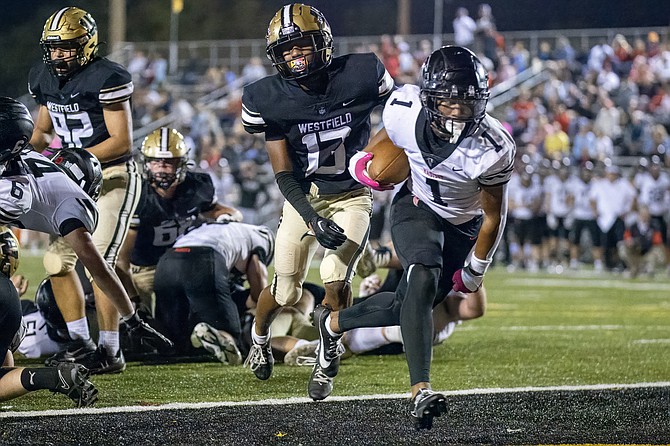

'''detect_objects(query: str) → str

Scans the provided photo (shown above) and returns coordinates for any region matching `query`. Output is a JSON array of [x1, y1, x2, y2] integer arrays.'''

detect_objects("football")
[[364, 139, 410, 185]]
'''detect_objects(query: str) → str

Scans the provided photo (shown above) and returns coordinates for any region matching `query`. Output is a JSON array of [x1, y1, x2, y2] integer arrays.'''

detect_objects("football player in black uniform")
[[316, 47, 515, 429], [0, 227, 98, 407], [117, 128, 242, 327], [240, 3, 394, 400], [28, 7, 142, 374]]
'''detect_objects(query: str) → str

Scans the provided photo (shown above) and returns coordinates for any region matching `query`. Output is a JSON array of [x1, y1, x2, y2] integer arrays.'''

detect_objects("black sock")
[[20, 368, 58, 391]]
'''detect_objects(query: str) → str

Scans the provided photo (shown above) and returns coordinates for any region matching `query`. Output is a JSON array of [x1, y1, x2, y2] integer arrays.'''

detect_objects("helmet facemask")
[[144, 157, 187, 190], [42, 37, 91, 79], [268, 33, 331, 79]]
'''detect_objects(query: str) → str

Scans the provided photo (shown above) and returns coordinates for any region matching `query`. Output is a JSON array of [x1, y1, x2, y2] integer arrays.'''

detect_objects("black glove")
[[124, 312, 174, 351], [309, 216, 347, 250]]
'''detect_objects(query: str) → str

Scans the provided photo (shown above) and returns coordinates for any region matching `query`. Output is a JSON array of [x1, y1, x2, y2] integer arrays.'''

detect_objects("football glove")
[[124, 312, 174, 351], [452, 266, 483, 293], [452, 255, 491, 293], [309, 216, 347, 250], [347, 151, 394, 191]]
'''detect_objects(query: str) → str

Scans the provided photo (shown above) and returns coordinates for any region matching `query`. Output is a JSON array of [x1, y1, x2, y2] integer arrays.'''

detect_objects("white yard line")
[[632, 339, 670, 344], [2, 381, 669, 419], [503, 277, 670, 292]]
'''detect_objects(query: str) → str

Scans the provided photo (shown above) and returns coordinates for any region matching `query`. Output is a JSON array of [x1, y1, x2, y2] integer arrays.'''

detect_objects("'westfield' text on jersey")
[[46, 101, 80, 113], [297, 113, 352, 134]]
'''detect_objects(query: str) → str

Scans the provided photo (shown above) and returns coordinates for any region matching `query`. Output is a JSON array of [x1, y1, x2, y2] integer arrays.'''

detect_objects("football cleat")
[[52, 363, 98, 408], [409, 388, 448, 430], [243, 340, 274, 380], [191, 322, 242, 365], [78, 346, 126, 375], [284, 339, 319, 366], [307, 361, 333, 401], [44, 337, 97, 367], [312, 304, 344, 376]]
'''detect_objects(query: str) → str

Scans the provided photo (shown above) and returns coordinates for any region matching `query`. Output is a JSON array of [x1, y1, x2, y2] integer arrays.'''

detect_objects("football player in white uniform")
[[0, 97, 172, 375], [314, 46, 515, 429], [154, 221, 274, 363]]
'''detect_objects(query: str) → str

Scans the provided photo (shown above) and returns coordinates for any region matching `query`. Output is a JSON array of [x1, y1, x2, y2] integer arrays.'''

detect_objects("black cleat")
[[45, 337, 97, 367], [52, 363, 99, 408], [409, 388, 447, 430], [78, 346, 126, 375], [312, 305, 344, 377], [307, 361, 333, 401], [243, 341, 274, 380]]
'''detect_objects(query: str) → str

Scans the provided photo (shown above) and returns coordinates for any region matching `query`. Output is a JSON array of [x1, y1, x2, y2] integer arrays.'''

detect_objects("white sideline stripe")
[[1, 381, 669, 419], [503, 277, 670, 292]]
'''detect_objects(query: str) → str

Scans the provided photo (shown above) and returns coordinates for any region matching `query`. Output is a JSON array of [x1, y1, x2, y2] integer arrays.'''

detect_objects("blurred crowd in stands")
[[23, 4, 670, 276]]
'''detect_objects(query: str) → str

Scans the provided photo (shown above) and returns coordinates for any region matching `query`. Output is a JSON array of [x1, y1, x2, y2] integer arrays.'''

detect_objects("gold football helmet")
[[140, 127, 190, 190], [40, 7, 98, 79], [266, 3, 333, 79], [0, 226, 20, 278]]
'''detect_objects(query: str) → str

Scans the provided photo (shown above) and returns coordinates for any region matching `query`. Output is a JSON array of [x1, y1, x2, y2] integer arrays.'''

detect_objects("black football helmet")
[[266, 3, 333, 79], [0, 226, 20, 278], [420, 46, 490, 142], [40, 7, 99, 80], [49, 149, 103, 200], [35, 277, 70, 343], [0, 97, 34, 172], [141, 127, 190, 190]]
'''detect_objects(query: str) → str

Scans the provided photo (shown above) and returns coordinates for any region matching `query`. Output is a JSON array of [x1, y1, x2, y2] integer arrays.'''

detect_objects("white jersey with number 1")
[[382, 84, 515, 225]]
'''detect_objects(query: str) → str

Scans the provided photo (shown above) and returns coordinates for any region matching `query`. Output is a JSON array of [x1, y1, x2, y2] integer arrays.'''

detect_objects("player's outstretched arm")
[[63, 227, 135, 317]]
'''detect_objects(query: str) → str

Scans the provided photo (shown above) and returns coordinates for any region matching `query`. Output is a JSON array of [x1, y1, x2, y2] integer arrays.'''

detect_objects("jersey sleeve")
[[99, 66, 133, 105], [478, 120, 517, 187], [241, 85, 267, 134], [374, 55, 395, 101], [0, 178, 32, 224], [54, 196, 98, 235], [382, 85, 422, 148], [27, 64, 44, 103]]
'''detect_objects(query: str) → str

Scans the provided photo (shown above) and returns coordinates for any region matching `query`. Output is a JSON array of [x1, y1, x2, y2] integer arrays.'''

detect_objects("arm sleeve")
[[275, 171, 318, 224]]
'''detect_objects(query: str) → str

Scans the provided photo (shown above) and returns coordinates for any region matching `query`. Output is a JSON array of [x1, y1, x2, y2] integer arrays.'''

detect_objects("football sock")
[[66, 317, 90, 341], [98, 331, 120, 356], [251, 322, 269, 345], [324, 315, 341, 337], [20, 367, 59, 391], [345, 327, 389, 354], [382, 325, 403, 344]]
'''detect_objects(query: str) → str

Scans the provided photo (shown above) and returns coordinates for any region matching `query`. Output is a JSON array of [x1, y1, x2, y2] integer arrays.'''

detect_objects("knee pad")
[[43, 250, 77, 276], [272, 274, 303, 306]]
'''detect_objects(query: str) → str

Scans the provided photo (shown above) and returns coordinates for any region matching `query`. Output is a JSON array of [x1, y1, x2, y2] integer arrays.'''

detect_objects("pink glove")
[[452, 267, 483, 293], [348, 151, 394, 191]]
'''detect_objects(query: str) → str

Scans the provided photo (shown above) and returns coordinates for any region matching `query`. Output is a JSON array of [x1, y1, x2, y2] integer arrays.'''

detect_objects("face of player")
[[279, 37, 315, 76], [147, 158, 180, 191], [432, 99, 474, 142], [48, 43, 80, 77]]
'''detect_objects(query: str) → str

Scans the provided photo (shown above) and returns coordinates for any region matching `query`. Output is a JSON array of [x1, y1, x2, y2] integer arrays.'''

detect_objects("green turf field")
[[5, 254, 670, 412]]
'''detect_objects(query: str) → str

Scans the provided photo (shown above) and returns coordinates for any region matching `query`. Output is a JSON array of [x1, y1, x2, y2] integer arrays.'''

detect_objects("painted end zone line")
[[1, 381, 669, 419]]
